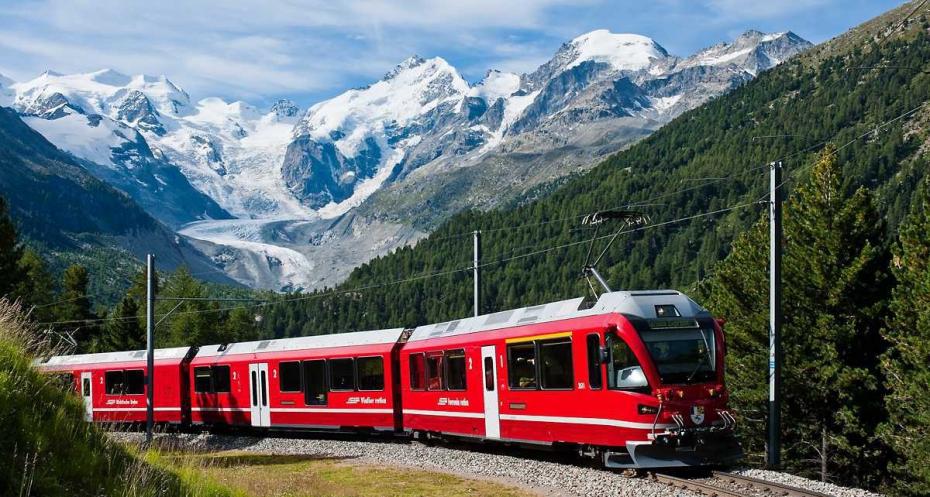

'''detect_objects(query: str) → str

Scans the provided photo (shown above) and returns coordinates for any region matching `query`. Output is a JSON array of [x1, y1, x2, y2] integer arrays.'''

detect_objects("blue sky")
[[0, 0, 906, 107]]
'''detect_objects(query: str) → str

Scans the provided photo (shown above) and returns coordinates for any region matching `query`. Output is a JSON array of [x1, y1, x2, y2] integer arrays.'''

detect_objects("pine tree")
[[97, 295, 144, 352], [14, 248, 56, 323], [225, 306, 260, 343], [880, 176, 930, 496], [56, 264, 98, 352], [704, 147, 890, 486], [0, 196, 24, 298], [159, 266, 220, 347]]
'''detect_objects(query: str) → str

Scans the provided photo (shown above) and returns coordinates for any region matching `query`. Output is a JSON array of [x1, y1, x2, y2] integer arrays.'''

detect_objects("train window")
[[507, 343, 537, 389], [586, 334, 603, 390], [124, 369, 145, 395], [357, 356, 384, 391], [82, 378, 91, 397], [279, 361, 302, 392], [194, 366, 213, 393], [329, 358, 355, 391], [539, 339, 573, 390], [426, 353, 443, 391], [607, 333, 649, 391], [105, 370, 125, 395], [484, 357, 494, 391], [304, 360, 327, 405], [409, 353, 426, 390], [444, 350, 467, 391], [251, 371, 257, 405], [213, 366, 231, 393]]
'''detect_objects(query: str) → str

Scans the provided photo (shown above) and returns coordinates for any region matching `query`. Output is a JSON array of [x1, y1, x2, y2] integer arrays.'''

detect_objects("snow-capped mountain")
[[284, 55, 471, 214], [10, 70, 231, 228], [286, 30, 811, 217], [9, 69, 311, 225], [2, 29, 810, 291]]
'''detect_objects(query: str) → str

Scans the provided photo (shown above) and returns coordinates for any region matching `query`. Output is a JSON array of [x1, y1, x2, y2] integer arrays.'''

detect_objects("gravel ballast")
[[114, 432, 880, 497], [731, 469, 882, 497]]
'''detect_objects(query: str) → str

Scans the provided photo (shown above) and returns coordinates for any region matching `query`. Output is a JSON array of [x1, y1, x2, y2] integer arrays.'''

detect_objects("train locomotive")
[[38, 290, 743, 468]]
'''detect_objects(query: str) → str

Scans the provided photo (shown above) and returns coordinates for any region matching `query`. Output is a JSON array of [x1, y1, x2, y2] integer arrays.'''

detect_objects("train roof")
[[194, 327, 406, 358], [408, 290, 709, 342], [39, 346, 193, 367]]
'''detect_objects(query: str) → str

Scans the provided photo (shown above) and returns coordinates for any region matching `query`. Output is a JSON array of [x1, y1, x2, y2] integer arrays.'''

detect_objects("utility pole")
[[145, 254, 155, 445], [473, 230, 481, 317], [768, 161, 783, 468]]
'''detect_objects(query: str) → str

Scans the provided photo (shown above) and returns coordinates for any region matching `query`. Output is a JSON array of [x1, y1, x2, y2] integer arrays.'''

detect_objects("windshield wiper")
[[685, 359, 708, 383], [685, 328, 714, 383]]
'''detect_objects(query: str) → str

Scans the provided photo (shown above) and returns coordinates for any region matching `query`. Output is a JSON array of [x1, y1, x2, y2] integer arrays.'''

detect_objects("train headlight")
[[638, 404, 660, 415]]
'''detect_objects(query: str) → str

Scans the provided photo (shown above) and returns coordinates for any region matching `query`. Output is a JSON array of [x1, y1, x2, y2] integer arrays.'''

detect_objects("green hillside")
[[0, 299, 233, 497], [260, 2, 930, 337]]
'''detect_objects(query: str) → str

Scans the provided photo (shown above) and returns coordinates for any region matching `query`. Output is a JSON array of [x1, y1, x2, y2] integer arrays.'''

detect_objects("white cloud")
[[0, 0, 591, 103], [0, 0, 889, 106]]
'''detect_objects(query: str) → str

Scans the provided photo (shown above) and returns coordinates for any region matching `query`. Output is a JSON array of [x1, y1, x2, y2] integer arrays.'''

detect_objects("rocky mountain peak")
[[384, 55, 463, 87], [384, 55, 428, 80], [115, 90, 164, 135], [470, 70, 520, 102], [270, 99, 300, 119], [737, 29, 767, 40], [565, 30, 669, 71], [130, 74, 190, 115]]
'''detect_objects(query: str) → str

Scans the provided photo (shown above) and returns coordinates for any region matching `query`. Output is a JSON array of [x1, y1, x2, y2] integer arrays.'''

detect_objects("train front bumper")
[[604, 429, 743, 469]]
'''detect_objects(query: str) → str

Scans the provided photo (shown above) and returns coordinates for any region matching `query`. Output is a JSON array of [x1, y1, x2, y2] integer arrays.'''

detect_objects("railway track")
[[653, 470, 834, 497]]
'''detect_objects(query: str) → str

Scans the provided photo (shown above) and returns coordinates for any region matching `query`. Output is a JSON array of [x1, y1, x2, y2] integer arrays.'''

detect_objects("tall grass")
[[0, 299, 236, 497]]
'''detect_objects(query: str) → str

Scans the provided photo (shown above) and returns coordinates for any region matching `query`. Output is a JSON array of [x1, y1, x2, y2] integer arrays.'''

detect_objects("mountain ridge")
[[3, 28, 811, 290], [0, 105, 238, 302]]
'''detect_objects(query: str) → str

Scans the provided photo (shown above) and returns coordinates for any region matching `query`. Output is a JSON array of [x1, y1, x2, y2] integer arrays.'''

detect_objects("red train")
[[38, 290, 742, 468]]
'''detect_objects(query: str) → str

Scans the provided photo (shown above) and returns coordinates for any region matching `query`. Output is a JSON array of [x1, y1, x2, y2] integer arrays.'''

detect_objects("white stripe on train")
[[94, 407, 676, 431], [404, 409, 676, 430]]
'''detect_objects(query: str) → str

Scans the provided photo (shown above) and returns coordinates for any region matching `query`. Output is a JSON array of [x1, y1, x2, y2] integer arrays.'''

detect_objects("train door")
[[248, 363, 271, 427], [80, 371, 93, 422], [481, 346, 500, 439]]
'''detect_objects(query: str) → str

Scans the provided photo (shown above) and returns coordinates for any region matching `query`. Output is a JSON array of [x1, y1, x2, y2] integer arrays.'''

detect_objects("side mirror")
[[616, 366, 648, 389]]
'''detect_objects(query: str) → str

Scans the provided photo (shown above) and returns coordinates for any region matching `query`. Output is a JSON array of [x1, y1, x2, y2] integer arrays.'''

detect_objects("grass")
[[0, 298, 237, 497], [164, 451, 537, 497]]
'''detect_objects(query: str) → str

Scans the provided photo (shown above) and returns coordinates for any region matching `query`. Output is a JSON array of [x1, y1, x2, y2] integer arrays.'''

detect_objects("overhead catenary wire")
[[32, 294, 96, 309], [35, 199, 763, 328], [433, 170, 764, 244], [770, 100, 929, 194]]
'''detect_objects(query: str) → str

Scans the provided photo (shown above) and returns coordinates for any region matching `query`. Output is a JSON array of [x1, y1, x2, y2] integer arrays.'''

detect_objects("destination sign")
[[647, 318, 700, 330]]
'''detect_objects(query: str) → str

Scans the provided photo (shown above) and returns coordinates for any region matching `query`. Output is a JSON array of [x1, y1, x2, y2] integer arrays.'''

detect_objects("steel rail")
[[711, 471, 833, 497], [653, 473, 745, 497]]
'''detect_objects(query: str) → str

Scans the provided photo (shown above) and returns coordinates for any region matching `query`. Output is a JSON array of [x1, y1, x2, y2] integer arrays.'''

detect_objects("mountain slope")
[[257, 2, 930, 336], [298, 30, 811, 228], [12, 71, 233, 229], [0, 106, 235, 300], [6, 29, 810, 291]]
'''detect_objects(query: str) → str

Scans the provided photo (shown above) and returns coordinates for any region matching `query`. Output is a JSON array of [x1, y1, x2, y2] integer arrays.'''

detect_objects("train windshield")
[[639, 326, 716, 385]]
